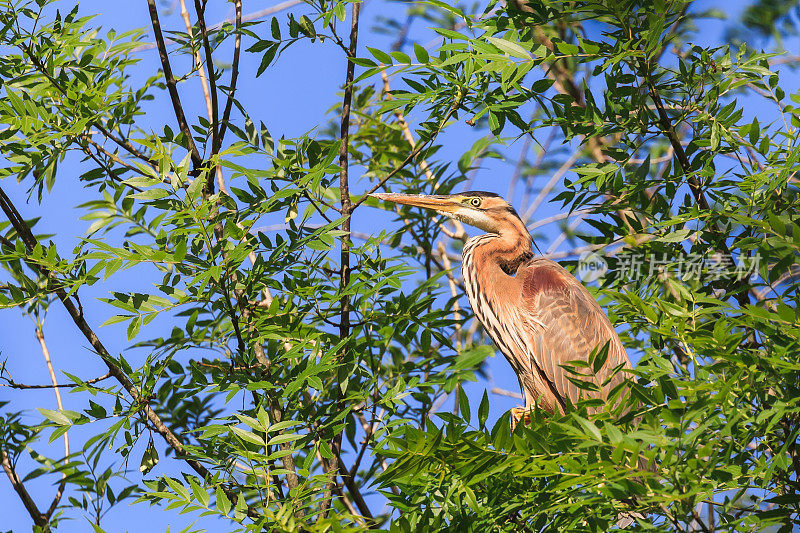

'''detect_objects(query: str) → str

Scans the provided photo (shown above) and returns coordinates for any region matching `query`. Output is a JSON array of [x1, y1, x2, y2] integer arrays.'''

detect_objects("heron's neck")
[[464, 219, 533, 276]]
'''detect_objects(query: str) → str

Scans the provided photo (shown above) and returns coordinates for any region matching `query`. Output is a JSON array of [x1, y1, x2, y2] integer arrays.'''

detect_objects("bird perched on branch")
[[370, 191, 633, 424]]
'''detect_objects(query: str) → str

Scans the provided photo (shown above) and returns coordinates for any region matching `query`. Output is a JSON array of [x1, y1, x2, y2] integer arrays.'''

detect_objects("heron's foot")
[[510, 407, 532, 430]]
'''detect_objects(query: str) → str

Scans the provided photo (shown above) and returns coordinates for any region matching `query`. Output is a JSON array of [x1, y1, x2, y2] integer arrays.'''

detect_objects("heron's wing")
[[517, 259, 631, 409]]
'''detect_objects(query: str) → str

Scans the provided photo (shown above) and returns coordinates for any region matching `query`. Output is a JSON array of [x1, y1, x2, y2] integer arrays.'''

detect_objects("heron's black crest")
[[461, 190, 501, 198]]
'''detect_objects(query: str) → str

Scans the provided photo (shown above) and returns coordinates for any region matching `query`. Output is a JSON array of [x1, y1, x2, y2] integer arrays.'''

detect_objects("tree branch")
[[646, 81, 709, 212], [1, 449, 46, 527], [146, 0, 204, 171], [644, 78, 750, 307], [172, 1, 297, 499], [332, 444, 375, 522], [34, 325, 68, 518], [0, 372, 112, 389], [132, 0, 303, 53], [193, 0, 219, 161], [217, 0, 242, 150], [320, 1, 361, 520]]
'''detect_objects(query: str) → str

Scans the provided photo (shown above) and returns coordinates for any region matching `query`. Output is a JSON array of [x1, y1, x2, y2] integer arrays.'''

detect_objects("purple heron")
[[371, 191, 633, 423]]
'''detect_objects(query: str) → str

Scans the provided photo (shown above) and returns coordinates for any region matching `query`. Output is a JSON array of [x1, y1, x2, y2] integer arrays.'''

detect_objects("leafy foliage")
[[0, 0, 798, 531]]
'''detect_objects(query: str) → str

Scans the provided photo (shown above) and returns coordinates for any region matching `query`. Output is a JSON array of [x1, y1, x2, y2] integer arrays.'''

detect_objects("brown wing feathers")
[[520, 259, 631, 410]]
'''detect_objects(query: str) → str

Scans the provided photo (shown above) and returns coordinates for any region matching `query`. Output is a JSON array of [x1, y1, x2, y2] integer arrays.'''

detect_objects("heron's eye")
[[469, 197, 481, 207]]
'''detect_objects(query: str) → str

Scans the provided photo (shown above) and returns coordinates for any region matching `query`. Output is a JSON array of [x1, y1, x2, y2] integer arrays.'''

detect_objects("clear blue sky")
[[0, 0, 789, 530]]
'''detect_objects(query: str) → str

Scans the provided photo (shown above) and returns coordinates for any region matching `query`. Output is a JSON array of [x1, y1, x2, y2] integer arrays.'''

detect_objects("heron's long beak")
[[369, 193, 460, 214]]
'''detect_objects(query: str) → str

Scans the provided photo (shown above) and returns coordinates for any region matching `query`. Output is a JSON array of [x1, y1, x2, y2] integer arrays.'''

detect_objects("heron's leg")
[[510, 406, 532, 429]]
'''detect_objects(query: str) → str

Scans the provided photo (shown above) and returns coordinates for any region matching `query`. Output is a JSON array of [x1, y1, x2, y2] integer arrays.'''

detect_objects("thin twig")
[[380, 70, 435, 183], [546, 212, 587, 254], [507, 136, 532, 200], [1, 373, 112, 389], [179, 0, 214, 130], [178, 0, 228, 195], [438, 241, 462, 349], [34, 325, 68, 519], [527, 209, 592, 231], [379, 69, 466, 238], [521, 151, 580, 223], [491, 387, 523, 399]]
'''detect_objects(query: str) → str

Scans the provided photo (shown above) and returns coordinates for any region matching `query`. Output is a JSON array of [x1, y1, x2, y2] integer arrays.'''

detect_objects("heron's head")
[[370, 191, 524, 235]]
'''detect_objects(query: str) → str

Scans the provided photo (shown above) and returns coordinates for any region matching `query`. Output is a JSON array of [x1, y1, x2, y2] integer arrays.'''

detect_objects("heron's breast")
[[463, 259, 531, 366]]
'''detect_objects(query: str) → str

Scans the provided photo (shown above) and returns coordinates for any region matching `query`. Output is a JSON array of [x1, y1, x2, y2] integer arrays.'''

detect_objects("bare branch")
[[1, 449, 46, 527], [491, 387, 523, 399], [177, 0, 231, 195], [321, 1, 361, 520], [507, 136, 532, 200], [546, 212, 587, 254], [179, 0, 215, 126], [438, 241, 462, 349], [379, 69, 466, 238], [1, 373, 112, 389], [380, 70, 436, 183], [132, 0, 303, 53], [527, 209, 592, 231], [217, 0, 242, 150], [34, 325, 68, 517], [193, 0, 220, 162], [146, 0, 204, 171], [331, 443, 375, 522], [521, 151, 581, 223]]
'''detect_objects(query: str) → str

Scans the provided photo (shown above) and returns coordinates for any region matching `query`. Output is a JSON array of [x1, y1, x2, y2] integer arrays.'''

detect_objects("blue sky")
[[0, 0, 791, 530]]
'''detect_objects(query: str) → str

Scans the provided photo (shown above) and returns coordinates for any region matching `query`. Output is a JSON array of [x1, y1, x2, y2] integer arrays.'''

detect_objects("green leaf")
[[749, 116, 760, 145], [298, 15, 316, 38], [333, 3, 346, 21], [129, 188, 169, 201], [231, 426, 265, 446], [478, 390, 489, 428], [573, 415, 602, 442], [659, 228, 691, 242], [350, 57, 377, 67], [710, 123, 720, 150], [189, 477, 209, 508], [457, 387, 470, 422], [140, 440, 159, 475], [270, 17, 280, 40], [485, 36, 530, 59], [216, 486, 231, 515], [367, 46, 393, 65], [453, 345, 493, 371], [414, 43, 429, 63], [267, 433, 300, 446], [38, 408, 71, 426]]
